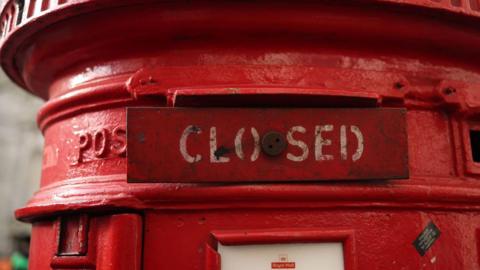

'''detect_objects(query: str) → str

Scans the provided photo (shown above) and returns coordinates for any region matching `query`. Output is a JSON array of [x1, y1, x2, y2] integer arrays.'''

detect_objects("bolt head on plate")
[[261, 131, 287, 156]]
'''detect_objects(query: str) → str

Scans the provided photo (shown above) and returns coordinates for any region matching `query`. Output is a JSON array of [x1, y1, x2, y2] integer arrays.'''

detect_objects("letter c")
[[180, 125, 202, 163]]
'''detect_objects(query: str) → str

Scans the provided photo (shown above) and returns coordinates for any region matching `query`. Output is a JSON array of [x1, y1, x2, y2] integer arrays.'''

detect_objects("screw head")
[[261, 131, 287, 156], [443, 87, 456, 95]]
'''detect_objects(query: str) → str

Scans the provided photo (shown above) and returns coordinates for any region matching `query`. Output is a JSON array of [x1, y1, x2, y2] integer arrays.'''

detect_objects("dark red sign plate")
[[127, 108, 408, 183]]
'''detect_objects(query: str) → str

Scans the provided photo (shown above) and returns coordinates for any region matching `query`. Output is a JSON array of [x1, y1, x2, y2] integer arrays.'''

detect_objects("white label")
[[218, 242, 344, 270]]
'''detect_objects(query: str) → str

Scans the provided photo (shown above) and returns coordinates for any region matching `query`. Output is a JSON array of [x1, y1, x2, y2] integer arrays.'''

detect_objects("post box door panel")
[[142, 210, 479, 270]]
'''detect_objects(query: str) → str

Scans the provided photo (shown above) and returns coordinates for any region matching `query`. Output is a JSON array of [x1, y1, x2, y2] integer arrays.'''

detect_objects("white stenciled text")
[[179, 125, 363, 163]]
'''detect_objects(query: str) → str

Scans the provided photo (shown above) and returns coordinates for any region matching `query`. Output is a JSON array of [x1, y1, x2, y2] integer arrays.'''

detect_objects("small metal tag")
[[413, 221, 440, 256]]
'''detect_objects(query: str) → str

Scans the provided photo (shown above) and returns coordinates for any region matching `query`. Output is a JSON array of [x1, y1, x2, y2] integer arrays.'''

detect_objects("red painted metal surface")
[[1, 0, 480, 269], [29, 214, 142, 270], [127, 107, 408, 182]]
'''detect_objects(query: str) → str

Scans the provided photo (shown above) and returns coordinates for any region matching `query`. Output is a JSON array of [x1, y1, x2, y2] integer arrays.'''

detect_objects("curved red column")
[[2, 1, 480, 269]]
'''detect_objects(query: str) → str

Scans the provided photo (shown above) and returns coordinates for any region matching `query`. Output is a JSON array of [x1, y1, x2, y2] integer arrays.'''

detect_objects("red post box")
[[1, 0, 480, 269]]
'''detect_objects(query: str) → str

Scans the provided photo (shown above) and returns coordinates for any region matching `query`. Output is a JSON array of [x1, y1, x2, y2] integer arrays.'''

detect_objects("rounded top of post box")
[[0, 0, 132, 92], [0, 0, 479, 97]]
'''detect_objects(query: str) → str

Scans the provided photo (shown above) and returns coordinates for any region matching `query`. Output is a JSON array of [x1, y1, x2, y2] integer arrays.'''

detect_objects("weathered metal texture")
[[127, 108, 408, 182], [1, 0, 480, 269]]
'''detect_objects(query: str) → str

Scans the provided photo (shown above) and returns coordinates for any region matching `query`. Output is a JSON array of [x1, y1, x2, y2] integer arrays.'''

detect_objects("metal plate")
[[127, 108, 408, 183]]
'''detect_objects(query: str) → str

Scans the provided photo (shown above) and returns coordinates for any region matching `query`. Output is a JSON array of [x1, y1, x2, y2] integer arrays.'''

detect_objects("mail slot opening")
[[470, 129, 480, 162], [170, 88, 379, 108], [218, 242, 345, 270]]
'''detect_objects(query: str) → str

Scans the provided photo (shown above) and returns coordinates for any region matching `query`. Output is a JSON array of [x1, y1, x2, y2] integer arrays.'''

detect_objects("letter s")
[[286, 126, 309, 162]]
